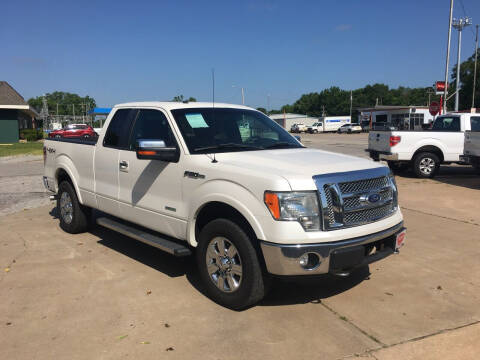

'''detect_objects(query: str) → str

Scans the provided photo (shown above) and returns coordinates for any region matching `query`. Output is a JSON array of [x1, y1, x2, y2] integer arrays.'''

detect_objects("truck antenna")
[[210, 68, 218, 163]]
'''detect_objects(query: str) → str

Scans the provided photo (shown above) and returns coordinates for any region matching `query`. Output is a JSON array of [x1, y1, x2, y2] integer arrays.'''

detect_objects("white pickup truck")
[[367, 113, 477, 178], [460, 116, 480, 171], [44, 102, 405, 309]]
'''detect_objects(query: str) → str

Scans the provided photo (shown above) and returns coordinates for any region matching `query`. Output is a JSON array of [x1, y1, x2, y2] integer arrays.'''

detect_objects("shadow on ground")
[[394, 165, 480, 190], [49, 206, 369, 308]]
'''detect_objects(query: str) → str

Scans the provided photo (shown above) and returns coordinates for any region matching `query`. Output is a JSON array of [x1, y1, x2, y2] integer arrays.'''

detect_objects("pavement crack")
[[320, 301, 386, 347], [401, 207, 479, 227]]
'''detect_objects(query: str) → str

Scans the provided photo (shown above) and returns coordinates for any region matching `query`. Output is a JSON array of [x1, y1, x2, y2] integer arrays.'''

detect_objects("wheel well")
[[195, 202, 257, 242], [56, 168, 73, 188], [413, 146, 444, 163]]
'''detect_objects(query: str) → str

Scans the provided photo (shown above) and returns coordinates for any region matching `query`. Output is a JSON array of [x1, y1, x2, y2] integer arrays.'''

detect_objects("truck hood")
[[216, 148, 384, 190]]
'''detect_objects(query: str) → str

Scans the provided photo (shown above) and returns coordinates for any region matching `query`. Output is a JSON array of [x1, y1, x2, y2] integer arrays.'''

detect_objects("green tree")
[[28, 92, 96, 116], [172, 95, 196, 102], [256, 107, 267, 114]]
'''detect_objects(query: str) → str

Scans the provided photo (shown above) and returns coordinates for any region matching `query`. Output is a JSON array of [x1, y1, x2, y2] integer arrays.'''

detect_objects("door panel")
[[117, 108, 186, 239], [94, 147, 121, 216]]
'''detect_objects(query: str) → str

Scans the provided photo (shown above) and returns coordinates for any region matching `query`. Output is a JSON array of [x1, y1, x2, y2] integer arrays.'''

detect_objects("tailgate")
[[465, 131, 480, 156], [368, 131, 392, 152]]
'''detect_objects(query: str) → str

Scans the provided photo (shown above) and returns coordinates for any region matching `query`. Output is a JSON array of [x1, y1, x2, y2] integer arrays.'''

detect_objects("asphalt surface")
[[1, 133, 480, 359]]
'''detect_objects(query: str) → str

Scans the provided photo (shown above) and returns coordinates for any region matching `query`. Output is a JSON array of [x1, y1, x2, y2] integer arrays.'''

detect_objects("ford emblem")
[[367, 193, 381, 204]]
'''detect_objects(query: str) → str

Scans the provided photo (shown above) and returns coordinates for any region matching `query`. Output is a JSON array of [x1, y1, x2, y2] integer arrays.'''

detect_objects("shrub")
[[19, 129, 43, 142]]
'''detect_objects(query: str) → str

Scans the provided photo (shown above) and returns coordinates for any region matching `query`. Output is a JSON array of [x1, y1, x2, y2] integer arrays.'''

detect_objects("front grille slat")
[[313, 168, 398, 231]]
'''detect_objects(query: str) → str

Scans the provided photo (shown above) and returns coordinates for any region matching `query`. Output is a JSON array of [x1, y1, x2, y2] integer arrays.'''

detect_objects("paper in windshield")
[[185, 113, 209, 128]]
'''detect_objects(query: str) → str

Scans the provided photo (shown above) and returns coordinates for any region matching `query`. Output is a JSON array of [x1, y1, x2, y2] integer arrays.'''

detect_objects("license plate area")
[[395, 230, 406, 250]]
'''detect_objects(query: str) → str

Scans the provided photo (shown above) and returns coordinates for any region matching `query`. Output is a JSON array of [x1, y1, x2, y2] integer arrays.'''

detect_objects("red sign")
[[435, 81, 446, 92], [429, 101, 440, 116]]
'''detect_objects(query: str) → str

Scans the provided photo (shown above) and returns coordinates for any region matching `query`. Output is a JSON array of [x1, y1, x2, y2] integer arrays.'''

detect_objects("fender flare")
[[186, 180, 268, 247], [55, 155, 83, 204]]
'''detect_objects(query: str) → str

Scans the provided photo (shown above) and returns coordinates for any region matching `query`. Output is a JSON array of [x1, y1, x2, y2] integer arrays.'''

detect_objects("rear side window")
[[432, 116, 460, 132], [128, 109, 177, 150], [471, 117, 480, 132], [103, 109, 137, 149]]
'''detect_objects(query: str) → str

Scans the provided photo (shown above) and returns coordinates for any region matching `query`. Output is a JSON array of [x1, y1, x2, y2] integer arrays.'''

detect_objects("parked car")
[[307, 122, 323, 133], [337, 124, 362, 134], [460, 116, 480, 173], [49, 124, 97, 139], [290, 123, 307, 133], [44, 102, 405, 309], [366, 113, 476, 178]]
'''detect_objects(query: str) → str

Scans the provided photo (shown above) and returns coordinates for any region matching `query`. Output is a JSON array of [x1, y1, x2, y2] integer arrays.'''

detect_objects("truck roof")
[[114, 101, 254, 111]]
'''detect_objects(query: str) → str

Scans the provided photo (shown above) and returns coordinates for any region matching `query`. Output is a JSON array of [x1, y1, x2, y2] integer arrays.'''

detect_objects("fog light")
[[298, 253, 320, 270]]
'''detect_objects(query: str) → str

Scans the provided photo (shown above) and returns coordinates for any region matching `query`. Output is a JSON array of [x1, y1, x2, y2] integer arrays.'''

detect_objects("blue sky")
[[2, 0, 479, 109]]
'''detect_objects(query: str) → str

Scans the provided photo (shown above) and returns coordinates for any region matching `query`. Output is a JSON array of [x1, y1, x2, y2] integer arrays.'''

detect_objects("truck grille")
[[314, 168, 397, 230]]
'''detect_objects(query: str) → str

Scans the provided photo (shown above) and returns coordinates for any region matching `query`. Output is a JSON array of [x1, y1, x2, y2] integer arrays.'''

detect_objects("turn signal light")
[[264, 192, 280, 219], [138, 150, 157, 156], [389, 136, 401, 147]]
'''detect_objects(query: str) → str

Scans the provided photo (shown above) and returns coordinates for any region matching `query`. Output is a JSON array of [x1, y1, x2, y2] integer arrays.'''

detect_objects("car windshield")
[[171, 108, 303, 154]]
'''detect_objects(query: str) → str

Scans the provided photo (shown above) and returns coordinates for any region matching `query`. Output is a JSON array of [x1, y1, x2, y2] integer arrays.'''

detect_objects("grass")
[[0, 142, 43, 157]]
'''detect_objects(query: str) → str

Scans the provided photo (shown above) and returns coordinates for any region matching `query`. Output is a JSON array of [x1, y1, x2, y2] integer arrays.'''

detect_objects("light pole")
[[452, 17, 472, 111], [443, 0, 454, 114], [473, 24, 479, 109], [232, 85, 245, 105]]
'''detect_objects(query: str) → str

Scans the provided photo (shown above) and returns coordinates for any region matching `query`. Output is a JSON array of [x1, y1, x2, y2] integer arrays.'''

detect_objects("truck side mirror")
[[136, 139, 180, 163]]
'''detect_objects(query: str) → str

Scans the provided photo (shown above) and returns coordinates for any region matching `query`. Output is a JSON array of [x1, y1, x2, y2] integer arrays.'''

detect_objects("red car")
[[49, 124, 97, 139]]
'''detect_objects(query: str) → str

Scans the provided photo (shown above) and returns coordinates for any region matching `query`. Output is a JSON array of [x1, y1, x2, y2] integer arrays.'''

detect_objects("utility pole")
[[349, 90, 353, 120], [473, 24, 479, 109], [443, 0, 454, 114], [267, 94, 270, 114], [453, 17, 472, 111], [241, 87, 245, 105], [427, 88, 435, 106]]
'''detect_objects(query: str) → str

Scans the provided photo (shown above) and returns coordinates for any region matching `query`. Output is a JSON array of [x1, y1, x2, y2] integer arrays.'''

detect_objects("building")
[[269, 113, 319, 130], [358, 105, 434, 131], [0, 81, 39, 143]]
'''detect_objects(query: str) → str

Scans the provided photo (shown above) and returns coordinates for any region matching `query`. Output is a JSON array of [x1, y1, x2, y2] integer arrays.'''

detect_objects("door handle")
[[119, 160, 129, 171]]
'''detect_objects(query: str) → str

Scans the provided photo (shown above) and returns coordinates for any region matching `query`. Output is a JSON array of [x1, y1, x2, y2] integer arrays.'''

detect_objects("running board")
[[96, 217, 192, 257]]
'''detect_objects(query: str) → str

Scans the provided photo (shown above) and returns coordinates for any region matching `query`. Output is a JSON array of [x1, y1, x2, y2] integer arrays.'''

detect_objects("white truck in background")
[[44, 102, 405, 309], [306, 117, 351, 133], [367, 113, 478, 178], [460, 116, 480, 172]]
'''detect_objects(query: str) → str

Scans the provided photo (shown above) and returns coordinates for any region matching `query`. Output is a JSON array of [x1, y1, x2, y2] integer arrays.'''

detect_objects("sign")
[[435, 81, 446, 96], [429, 101, 440, 116]]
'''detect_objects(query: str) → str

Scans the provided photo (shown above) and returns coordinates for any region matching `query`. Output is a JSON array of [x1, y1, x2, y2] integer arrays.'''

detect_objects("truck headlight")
[[264, 191, 320, 231]]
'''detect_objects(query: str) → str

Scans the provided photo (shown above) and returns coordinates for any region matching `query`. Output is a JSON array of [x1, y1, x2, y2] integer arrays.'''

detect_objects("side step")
[[96, 217, 192, 257]]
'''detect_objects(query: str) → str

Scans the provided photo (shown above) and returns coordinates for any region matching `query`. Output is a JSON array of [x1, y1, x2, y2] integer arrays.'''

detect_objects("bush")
[[19, 129, 43, 142]]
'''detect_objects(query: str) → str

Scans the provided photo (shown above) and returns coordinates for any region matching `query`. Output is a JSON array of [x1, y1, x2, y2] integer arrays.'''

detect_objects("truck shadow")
[[49, 206, 371, 308], [394, 165, 480, 190], [260, 267, 370, 306]]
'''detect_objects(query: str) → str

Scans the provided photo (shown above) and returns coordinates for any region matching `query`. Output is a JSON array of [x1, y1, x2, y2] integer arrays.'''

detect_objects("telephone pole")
[[453, 17, 472, 111], [443, 0, 454, 114], [473, 24, 479, 109]]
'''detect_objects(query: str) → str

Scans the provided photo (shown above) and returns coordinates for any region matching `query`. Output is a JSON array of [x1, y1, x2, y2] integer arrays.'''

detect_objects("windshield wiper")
[[264, 142, 302, 149], [194, 143, 263, 152]]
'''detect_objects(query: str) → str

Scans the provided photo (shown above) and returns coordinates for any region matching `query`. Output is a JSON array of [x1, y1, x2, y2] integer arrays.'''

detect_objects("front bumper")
[[260, 222, 405, 275], [366, 149, 399, 161]]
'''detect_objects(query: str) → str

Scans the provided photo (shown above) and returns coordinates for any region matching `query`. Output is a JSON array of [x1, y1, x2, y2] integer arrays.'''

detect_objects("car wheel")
[[196, 218, 266, 309], [57, 181, 91, 234], [413, 152, 440, 178], [55, 134, 62, 138], [314, 130, 318, 134], [348, 129, 352, 134], [83, 134, 90, 139]]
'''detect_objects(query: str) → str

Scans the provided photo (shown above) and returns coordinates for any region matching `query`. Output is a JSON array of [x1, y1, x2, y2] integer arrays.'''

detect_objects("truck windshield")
[[171, 108, 303, 153]]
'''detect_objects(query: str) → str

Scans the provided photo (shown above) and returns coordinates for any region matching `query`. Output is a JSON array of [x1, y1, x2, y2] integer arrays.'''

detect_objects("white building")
[[358, 105, 434, 131], [269, 113, 318, 130]]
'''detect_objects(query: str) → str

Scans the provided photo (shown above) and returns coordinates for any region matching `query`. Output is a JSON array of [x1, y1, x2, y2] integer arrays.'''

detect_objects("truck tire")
[[413, 152, 440, 178], [196, 218, 266, 310], [57, 181, 91, 234]]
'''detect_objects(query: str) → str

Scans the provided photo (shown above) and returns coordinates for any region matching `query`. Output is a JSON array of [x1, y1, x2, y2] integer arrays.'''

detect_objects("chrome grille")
[[313, 167, 398, 231]]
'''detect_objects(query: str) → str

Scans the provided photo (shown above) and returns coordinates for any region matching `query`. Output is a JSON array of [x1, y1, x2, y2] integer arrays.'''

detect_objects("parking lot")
[[1, 133, 479, 360]]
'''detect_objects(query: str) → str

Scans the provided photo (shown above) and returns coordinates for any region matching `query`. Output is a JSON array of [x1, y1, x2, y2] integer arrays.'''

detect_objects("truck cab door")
[[94, 108, 137, 217], [117, 108, 185, 240]]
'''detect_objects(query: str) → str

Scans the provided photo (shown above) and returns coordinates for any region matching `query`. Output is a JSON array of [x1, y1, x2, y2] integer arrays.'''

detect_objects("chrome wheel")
[[419, 157, 435, 175], [205, 237, 243, 293], [60, 192, 73, 224]]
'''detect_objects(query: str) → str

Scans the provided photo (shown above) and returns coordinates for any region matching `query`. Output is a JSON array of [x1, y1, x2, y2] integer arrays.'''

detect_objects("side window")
[[128, 109, 177, 150], [471, 117, 480, 131], [103, 109, 137, 149]]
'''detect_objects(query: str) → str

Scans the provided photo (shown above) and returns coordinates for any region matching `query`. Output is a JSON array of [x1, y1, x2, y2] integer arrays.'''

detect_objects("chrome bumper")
[[260, 222, 404, 276]]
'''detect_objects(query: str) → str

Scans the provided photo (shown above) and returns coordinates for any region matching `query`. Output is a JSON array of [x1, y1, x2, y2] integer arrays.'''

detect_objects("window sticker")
[[185, 113, 209, 128]]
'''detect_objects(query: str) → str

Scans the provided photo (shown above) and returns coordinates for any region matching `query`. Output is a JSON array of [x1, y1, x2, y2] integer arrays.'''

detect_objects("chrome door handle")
[[119, 160, 128, 170]]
